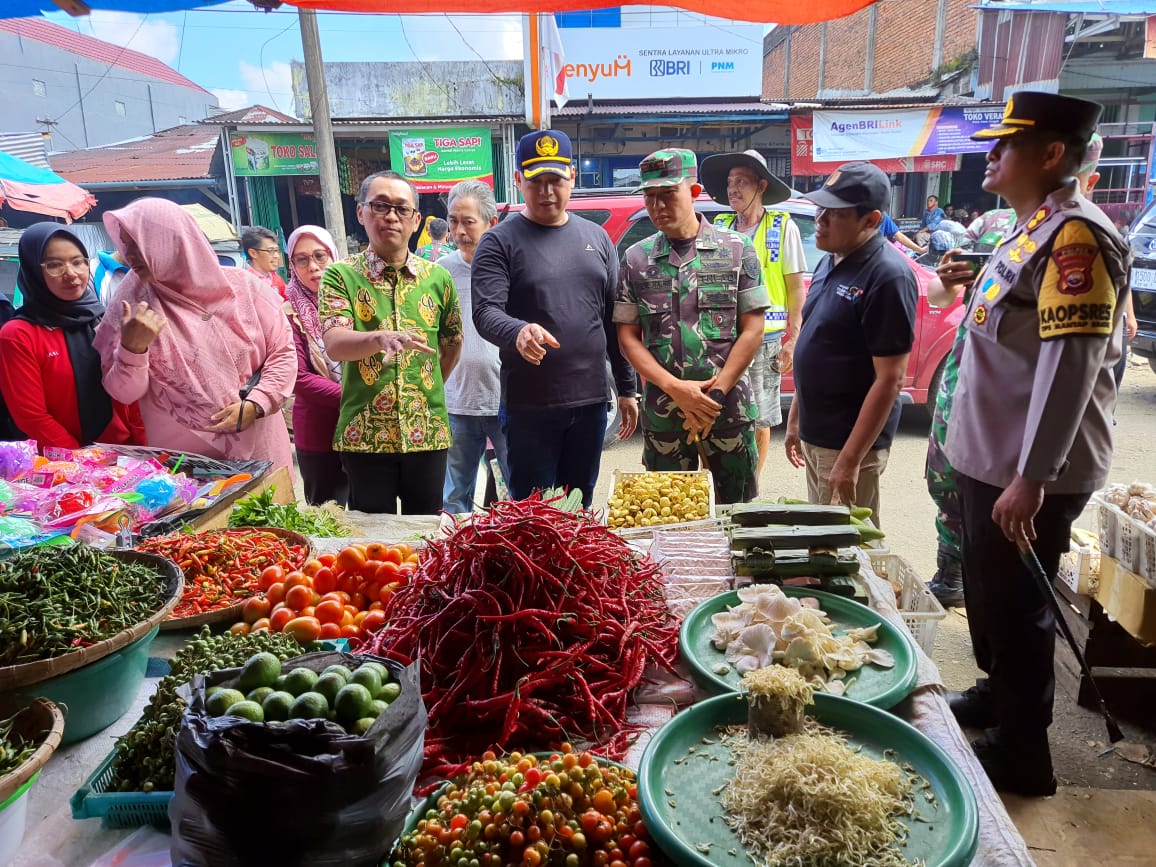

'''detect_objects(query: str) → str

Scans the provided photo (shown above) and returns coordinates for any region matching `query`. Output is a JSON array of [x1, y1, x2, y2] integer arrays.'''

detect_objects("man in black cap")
[[943, 91, 1129, 796], [700, 150, 806, 481], [472, 130, 637, 507], [784, 162, 917, 526]]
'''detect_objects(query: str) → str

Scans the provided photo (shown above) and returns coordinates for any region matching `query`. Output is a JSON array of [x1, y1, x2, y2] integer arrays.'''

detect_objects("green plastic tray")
[[679, 587, 919, 709], [638, 693, 978, 867]]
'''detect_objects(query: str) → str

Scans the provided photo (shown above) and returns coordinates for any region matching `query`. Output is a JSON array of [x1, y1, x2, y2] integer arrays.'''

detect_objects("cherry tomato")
[[628, 841, 649, 860], [270, 607, 295, 632], [283, 615, 322, 643], [265, 582, 286, 606], [242, 596, 271, 624], [315, 599, 345, 625], [312, 567, 337, 595], [284, 584, 313, 612], [258, 565, 285, 590]]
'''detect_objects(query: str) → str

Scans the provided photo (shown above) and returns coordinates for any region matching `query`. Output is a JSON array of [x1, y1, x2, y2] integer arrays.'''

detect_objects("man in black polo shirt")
[[784, 162, 917, 525]]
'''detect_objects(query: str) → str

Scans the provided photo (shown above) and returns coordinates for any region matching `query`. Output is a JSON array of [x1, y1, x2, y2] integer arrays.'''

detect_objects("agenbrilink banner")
[[812, 106, 1006, 162]]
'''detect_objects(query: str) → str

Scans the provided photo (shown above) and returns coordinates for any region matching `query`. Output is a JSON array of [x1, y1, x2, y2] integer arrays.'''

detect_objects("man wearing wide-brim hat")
[[941, 90, 1130, 797], [699, 150, 806, 483]]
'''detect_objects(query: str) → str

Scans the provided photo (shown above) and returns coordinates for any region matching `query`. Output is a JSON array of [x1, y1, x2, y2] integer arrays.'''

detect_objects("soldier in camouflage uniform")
[[614, 149, 770, 505]]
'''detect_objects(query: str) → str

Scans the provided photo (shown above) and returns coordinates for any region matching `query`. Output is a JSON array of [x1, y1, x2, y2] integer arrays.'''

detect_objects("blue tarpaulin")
[[0, 1, 228, 19], [0, 150, 69, 187]]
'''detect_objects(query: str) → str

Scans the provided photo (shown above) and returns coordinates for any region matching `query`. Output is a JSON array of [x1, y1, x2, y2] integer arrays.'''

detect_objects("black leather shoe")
[[948, 686, 998, 729], [970, 734, 1057, 797], [927, 545, 965, 608]]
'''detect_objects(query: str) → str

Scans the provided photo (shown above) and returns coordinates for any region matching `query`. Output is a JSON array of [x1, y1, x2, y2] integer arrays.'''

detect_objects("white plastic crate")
[[868, 552, 946, 655], [1057, 539, 1100, 596], [1092, 490, 1156, 583]]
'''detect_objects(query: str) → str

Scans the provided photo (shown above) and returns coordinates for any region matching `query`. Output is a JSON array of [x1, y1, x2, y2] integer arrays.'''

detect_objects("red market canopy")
[[5, 1, 874, 26]]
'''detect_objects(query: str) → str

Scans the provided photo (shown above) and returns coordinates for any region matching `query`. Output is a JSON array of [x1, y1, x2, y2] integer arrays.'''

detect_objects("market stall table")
[[13, 522, 1034, 866]]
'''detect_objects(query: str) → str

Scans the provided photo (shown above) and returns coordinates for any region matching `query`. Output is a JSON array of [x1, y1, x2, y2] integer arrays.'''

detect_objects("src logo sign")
[[650, 59, 691, 76]]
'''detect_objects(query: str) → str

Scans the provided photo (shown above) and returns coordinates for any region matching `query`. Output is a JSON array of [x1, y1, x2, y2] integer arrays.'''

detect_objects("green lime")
[[205, 685, 224, 699], [262, 691, 295, 722], [206, 688, 246, 717], [273, 674, 291, 692], [334, 683, 373, 724], [238, 652, 282, 693], [225, 700, 265, 722], [283, 667, 319, 697], [350, 666, 382, 697], [246, 686, 275, 705], [321, 664, 353, 684], [351, 717, 376, 736], [368, 699, 389, 718], [313, 672, 347, 706], [378, 682, 401, 703], [289, 691, 330, 720], [358, 661, 389, 683]]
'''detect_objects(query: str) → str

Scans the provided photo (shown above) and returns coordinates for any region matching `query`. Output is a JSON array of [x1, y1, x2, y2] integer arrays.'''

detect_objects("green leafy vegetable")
[[227, 487, 354, 537]]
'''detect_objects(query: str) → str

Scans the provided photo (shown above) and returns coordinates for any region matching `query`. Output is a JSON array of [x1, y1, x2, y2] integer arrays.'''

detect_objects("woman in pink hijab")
[[93, 198, 295, 475], [283, 225, 346, 505]]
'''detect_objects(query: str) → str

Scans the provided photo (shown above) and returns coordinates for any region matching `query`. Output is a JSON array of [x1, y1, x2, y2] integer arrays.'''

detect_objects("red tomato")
[[301, 558, 323, 578], [361, 609, 387, 633], [258, 565, 285, 590], [365, 542, 389, 561], [284, 571, 310, 590], [229, 622, 250, 636], [394, 542, 413, 559], [337, 574, 359, 596], [362, 559, 384, 580], [250, 617, 271, 632], [364, 582, 381, 603], [312, 566, 337, 595], [339, 623, 359, 638], [284, 584, 313, 612], [317, 552, 337, 568], [381, 546, 404, 566], [242, 596, 271, 624], [270, 607, 295, 632], [404, 553, 420, 565], [300, 605, 316, 619], [315, 599, 345, 625], [266, 582, 286, 606], [375, 561, 401, 582], [337, 546, 367, 574], [349, 593, 367, 612], [319, 621, 342, 640], [283, 615, 322, 643]]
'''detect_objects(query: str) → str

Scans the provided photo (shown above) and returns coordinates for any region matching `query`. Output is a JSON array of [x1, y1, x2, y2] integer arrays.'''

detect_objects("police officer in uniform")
[[700, 150, 806, 480], [944, 92, 1130, 796], [615, 149, 769, 505]]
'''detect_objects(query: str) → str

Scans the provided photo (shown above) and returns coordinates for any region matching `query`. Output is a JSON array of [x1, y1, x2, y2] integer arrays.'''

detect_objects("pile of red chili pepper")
[[355, 496, 678, 778], [137, 529, 307, 619]]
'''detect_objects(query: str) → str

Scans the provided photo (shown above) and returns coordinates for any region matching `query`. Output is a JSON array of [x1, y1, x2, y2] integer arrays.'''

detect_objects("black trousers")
[[958, 474, 1089, 746], [340, 449, 448, 515], [296, 449, 348, 507]]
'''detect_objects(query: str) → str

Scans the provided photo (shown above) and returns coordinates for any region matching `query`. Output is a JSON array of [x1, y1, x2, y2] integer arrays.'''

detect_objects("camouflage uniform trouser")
[[643, 424, 758, 506], [926, 321, 967, 558]]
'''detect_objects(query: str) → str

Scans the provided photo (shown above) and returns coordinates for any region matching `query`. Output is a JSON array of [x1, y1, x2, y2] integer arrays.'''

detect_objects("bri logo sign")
[[650, 59, 690, 76]]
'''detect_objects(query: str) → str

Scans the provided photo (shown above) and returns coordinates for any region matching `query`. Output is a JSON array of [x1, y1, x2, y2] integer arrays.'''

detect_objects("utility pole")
[[297, 8, 347, 258]]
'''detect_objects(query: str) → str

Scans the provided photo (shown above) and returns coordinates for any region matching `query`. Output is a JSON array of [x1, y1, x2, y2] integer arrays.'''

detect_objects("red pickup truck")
[[500, 190, 962, 430]]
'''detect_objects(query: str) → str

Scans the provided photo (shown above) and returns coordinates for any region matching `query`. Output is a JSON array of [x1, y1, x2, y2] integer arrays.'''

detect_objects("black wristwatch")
[[709, 387, 726, 404]]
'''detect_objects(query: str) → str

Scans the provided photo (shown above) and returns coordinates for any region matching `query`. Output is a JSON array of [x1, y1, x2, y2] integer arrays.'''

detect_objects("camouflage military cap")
[[635, 149, 698, 192]]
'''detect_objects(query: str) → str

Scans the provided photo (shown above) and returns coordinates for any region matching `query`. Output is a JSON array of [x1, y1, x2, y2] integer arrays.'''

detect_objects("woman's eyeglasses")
[[42, 258, 91, 278], [362, 200, 416, 219], [291, 251, 333, 268]]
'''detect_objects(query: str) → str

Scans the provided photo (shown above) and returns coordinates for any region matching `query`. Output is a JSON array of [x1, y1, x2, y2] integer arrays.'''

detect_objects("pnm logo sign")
[[650, 60, 690, 76], [711, 62, 735, 71]]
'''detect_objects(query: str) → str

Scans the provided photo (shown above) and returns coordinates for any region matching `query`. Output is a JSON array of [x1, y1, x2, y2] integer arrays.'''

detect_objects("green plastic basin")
[[21, 626, 159, 746]]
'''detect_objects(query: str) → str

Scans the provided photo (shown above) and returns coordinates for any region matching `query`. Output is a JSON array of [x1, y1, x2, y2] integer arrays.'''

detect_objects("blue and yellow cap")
[[516, 130, 573, 180]]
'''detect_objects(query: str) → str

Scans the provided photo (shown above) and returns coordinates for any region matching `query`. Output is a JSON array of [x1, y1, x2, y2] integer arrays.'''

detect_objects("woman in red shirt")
[[0, 224, 144, 449]]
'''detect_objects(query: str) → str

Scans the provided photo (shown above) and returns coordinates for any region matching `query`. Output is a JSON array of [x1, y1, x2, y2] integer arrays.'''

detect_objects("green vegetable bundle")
[[227, 486, 354, 537], [110, 626, 302, 793], [0, 547, 169, 666]]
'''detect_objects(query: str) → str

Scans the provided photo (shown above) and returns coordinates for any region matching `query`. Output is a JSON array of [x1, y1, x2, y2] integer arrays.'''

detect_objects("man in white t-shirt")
[[439, 180, 509, 513], [700, 149, 806, 477]]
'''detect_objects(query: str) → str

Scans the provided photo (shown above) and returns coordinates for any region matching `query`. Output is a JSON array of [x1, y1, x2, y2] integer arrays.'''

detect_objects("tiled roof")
[[49, 125, 220, 184], [204, 105, 298, 124], [0, 17, 209, 94]]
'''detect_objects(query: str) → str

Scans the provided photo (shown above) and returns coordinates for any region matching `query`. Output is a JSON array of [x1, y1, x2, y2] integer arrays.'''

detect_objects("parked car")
[[500, 190, 960, 443], [1124, 203, 1156, 373]]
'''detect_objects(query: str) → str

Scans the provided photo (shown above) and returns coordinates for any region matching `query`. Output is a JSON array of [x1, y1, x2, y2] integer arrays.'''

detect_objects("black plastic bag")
[[170, 651, 425, 867]]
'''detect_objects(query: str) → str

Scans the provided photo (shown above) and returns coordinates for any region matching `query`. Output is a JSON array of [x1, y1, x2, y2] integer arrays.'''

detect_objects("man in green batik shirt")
[[615, 149, 769, 505], [321, 170, 463, 514]]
